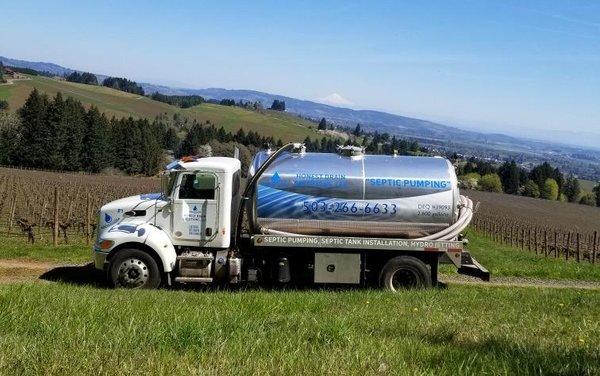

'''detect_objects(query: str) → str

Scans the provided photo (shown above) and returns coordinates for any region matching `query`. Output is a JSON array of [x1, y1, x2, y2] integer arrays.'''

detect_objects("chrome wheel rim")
[[117, 258, 149, 288]]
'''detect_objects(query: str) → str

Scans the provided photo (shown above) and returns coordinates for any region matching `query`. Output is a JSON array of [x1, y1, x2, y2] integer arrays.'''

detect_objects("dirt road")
[[439, 275, 600, 290], [1, 259, 599, 290]]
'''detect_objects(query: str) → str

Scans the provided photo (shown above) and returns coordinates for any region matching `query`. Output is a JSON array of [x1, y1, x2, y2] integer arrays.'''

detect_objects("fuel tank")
[[248, 148, 459, 238]]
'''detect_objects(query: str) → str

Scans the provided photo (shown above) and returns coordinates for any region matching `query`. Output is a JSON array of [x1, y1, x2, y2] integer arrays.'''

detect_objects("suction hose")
[[233, 143, 297, 249]]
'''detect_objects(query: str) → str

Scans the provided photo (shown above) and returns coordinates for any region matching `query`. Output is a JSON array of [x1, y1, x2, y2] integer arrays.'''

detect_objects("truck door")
[[172, 172, 220, 245]]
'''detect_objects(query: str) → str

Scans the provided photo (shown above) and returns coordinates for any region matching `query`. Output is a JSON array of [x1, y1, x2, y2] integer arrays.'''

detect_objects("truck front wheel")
[[108, 249, 161, 289], [380, 256, 431, 291]]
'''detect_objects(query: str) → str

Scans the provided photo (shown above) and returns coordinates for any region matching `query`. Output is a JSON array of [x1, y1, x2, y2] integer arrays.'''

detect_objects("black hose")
[[233, 143, 296, 249]]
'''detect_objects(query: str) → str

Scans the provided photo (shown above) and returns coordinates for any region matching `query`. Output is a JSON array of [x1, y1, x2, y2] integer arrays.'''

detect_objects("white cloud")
[[317, 93, 354, 107]]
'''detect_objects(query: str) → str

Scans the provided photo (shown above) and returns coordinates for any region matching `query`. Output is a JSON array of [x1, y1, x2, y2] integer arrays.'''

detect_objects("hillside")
[[0, 75, 322, 142]]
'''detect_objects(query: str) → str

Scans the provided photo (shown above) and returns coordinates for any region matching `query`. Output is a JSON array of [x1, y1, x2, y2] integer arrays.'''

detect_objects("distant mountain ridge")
[[0, 56, 110, 84], [2, 55, 598, 152]]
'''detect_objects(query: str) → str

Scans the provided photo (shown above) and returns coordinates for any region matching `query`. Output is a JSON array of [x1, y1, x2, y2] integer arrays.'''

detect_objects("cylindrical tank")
[[248, 148, 460, 238]]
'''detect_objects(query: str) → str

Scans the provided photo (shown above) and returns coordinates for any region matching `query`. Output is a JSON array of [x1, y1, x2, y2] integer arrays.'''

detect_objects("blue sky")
[[2, 0, 599, 136]]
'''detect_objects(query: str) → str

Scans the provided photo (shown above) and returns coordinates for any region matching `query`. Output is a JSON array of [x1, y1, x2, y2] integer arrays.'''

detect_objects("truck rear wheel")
[[108, 249, 161, 289], [380, 256, 431, 291]]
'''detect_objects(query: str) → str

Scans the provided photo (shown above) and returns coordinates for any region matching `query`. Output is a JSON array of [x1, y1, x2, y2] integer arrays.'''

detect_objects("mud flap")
[[458, 251, 490, 281]]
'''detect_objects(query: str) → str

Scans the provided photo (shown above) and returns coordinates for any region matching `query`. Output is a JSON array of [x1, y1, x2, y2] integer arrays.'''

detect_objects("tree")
[[318, 118, 327, 130], [46, 92, 67, 169], [540, 178, 559, 200], [479, 173, 503, 193], [593, 183, 600, 207], [60, 97, 85, 170], [219, 99, 235, 106], [579, 193, 596, 207], [353, 123, 361, 137], [459, 172, 480, 190], [0, 100, 8, 111], [164, 127, 180, 150], [66, 71, 98, 85], [139, 119, 163, 175], [18, 89, 51, 168], [270, 100, 285, 111], [150, 92, 204, 108], [562, 175, 581, 203], [522, 180, 540, 198], [81, 106, 110, 172], [529, 162, 555, 188], [409, 141, 419, 153], [498, 161, 520, 195], [553, 167, 564, 192], [102, 77, 144, 95], [0, 62, 5, 83], [0, 112, 21, 164]]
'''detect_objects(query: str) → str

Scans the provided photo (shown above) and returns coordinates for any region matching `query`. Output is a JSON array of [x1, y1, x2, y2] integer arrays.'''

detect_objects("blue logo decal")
[[104, 213, 112, 223], [271, 171, 281, 184], [192, 205, 198, 212]]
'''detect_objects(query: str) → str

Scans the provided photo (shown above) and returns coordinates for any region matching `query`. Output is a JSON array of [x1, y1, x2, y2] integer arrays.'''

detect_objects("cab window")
[[178, 173, 216, 200]]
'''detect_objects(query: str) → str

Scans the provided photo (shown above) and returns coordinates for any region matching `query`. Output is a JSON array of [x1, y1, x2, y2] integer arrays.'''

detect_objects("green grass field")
[[1, 231, 600, 374], [0, 234, 90, 264], [0, 76, 321, 142], [0, 282, 598, 375]]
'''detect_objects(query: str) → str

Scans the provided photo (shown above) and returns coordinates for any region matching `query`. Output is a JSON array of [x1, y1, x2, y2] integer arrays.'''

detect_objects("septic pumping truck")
[[93, 143, 489, 291]]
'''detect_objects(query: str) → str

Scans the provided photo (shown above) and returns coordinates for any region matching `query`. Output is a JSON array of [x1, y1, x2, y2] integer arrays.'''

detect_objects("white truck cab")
[[94, 156, 241, 288]]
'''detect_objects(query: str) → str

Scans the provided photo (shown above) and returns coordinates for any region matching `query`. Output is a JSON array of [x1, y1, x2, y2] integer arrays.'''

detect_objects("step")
[[174, 276, 213, 283], [176, 254, 213, 261]]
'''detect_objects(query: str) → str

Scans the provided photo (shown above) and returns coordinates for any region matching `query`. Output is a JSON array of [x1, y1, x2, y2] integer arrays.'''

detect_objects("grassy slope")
[[0, 284, 598, 375], [0, 76, 321, 141]]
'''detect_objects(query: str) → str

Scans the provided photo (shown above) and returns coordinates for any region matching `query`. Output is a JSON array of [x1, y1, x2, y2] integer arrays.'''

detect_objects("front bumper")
[[93, 248, 109, 271]]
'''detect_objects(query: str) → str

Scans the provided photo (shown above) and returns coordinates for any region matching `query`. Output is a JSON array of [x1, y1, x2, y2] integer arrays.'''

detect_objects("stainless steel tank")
[[249, 148, 459, 238]]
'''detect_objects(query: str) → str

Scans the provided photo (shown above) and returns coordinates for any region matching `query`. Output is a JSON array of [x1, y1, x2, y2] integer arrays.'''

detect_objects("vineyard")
[[0, 167, 159, 245], [0, 167, 599, 266], [468, 190, 600, 264]]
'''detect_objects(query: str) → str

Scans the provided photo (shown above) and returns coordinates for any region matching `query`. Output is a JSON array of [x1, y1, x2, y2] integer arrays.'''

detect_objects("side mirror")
[[161, 171, 177, 197]]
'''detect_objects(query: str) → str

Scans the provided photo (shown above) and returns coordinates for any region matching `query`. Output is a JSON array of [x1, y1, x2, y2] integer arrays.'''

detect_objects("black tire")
[[379, 256, 431, 291], [108, 249, 161, 289]]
